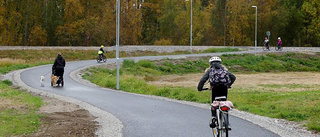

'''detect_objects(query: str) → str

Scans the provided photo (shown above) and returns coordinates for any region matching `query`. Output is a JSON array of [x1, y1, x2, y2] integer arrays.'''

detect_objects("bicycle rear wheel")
[[219, 113, 228, 137], [263, 46, 267, 51], [263, 45, 270, 51]]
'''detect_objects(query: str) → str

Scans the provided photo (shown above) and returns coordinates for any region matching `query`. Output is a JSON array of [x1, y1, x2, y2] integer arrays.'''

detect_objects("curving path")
[[12, 49, 286, 137]]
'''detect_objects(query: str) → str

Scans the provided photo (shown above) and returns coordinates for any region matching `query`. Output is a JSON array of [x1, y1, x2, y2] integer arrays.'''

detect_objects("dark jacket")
[[99, 48, 105, 54], [53, 55, 66, 69], [197, 63, 236, 91]]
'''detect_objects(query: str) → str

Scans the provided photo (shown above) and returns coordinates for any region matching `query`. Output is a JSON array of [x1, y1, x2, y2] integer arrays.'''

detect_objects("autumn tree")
[[141, 0, 162, 45], [225, 0, 252, 46], [44, 0, 65, 46], [120, 0, 143, 45], [281, 0, 304, 46], [300, 0, 320, 46], [29, 26, 47, 46], [0, 0, 23, 45], [1, 0, 320, 46]]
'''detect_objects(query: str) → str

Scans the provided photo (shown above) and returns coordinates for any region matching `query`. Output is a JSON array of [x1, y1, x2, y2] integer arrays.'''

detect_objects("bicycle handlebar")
[[201, 86, 231, 91], [202, 88, 209, 90]]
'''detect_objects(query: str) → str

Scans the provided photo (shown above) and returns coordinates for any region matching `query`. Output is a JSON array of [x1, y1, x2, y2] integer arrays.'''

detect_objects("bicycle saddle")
[[214, 96, 227, 101]]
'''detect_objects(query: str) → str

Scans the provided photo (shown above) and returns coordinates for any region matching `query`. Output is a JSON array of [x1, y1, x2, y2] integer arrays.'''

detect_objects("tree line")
[[0, 0, 319, 47]]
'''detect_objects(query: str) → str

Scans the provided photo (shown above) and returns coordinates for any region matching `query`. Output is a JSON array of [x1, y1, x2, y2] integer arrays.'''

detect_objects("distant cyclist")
[[277, 37, 282, 49], [197, 56, 236, 128], [264, 37, 270, 50], [98, 45, 105, 59]]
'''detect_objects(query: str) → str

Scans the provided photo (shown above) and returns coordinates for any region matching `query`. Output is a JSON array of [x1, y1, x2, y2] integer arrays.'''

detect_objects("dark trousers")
[[99, 54, 104, 59], [211, 85, 228, 117]]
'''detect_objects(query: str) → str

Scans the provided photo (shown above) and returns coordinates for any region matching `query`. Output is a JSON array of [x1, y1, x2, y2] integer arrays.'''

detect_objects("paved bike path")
[[20, 51, 280, 137]]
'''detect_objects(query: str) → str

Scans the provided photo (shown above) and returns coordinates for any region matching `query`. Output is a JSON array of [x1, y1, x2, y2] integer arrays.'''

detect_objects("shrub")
[[154, 38, 173, 45]]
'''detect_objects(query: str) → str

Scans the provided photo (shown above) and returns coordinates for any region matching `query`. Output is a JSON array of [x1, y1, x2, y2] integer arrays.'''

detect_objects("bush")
[[1, 80, 13, 86], [154, 38, 173, 45]]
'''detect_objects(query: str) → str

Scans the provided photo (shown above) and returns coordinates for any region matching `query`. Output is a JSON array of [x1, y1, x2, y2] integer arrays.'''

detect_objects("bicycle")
[[275, 44, 283, 51], [263, 43, 271, 51], [97, 54, 107, 63], [211, 96, 233, 137], [202, 88, 233, 137]]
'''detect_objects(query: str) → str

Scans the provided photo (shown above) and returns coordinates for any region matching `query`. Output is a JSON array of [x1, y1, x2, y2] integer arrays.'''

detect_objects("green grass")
[[229, 87, 320, 131], [0, 80, 43, 136], [83, 52, 320, 132], [222, 52, 320, 72], [0, 47, 240, 74], [202, 47, 241, 53], [83, 68, 212, 103]]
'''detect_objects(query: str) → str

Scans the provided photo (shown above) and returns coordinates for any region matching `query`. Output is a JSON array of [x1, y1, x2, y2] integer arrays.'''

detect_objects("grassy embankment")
[[0, 47, 238, 135], [83, 52, 320, 132], [0, 80, 42, 136]]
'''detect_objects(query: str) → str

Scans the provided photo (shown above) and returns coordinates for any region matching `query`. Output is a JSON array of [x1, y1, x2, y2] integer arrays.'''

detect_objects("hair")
[[205, 62, 228, 73]]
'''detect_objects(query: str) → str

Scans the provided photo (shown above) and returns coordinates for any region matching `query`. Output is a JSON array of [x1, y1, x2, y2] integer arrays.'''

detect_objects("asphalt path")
[[19, 50, 280, 137]]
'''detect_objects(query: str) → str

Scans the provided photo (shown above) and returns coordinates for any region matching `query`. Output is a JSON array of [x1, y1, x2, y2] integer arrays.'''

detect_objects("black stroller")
[[51, 67, 64, 87]]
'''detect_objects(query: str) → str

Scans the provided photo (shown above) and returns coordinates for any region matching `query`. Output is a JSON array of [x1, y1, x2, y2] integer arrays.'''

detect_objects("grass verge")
[[230, 87, 320, 131], [0, 80, 43, 136]]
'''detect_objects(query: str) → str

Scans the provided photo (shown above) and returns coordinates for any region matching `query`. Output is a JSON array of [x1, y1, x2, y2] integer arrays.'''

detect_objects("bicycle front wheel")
[[102, 56, 107, 62], [96, 57, 101, 63]]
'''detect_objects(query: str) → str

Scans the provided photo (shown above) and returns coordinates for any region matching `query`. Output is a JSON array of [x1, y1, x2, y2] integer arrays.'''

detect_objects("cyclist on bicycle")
[[264, 37, 270, 50], [277, 37, 282, 49], [197, 56, 236, 128], [98, 45, 105, 59]]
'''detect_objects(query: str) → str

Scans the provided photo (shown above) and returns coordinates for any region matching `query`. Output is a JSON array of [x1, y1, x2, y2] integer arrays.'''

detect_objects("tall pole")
[[190, 0, 193, 53], [116, 0, 120, 89], [224, 3, 226, 46], [252, 6, 257, 56]]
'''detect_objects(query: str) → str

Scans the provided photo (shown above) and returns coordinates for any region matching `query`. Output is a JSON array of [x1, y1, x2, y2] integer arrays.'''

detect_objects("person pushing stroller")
[[52, 53, 66, 83]]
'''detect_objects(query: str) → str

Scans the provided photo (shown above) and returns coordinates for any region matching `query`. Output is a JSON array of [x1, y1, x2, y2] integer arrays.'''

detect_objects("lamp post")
[[185, 0, 193, 52], [190, 0, 193, 53], [224, 3, 226, 47], [186, 0, 193, 52], [116, 0, 120, 89], [252, 5, 257, 56]]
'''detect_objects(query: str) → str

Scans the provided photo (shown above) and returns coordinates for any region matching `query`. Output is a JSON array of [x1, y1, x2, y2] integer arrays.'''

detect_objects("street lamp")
[[190, 0, 193, 53], [116, 0, 120, 89], [185, 0, 193, 53], [252, 5, 257, 56]]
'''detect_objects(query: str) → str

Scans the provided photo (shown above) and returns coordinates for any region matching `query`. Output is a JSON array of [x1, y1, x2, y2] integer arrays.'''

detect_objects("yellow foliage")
[[29, 26, 47, 46], [65, 0, 84, 21], [154, 38, 173, 45]]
